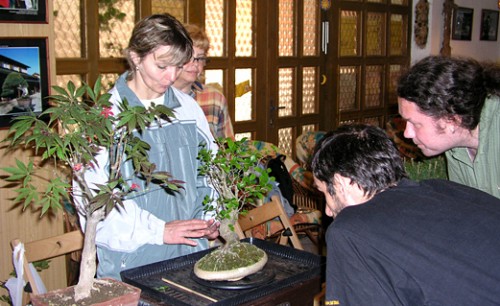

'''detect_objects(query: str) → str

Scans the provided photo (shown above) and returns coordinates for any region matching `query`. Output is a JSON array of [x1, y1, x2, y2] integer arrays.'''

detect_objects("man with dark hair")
[[397, 55, 500, 198], [312, 124, 500, 306]]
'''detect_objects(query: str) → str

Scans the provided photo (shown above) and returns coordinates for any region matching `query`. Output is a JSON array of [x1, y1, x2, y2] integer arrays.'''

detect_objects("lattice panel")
[[205, 0, 224, 57], [235, 132, 252, 141], [363, 116, 382, 127], [279, 0, 294, 57], [340, 10, 358, 56], [236, 0, 253, 57], [302, 67, 317, 114], [278, 68, 294, 117], [303, 0, 317, 56], [56, 75, 83, 89], [366, 12, 384, 56], [205, 69, 224, 91], [390, 14, 407, 55], [388, 64, 402, 104], [339, 66, 358, 111], [235, 68, 253, 122], [365, 65, 382, 108], [278, 127, 293, 157], [99, 0, 135, 58], [54, 0, 81, 58], [151, 0, 185, 22], [339, 119, 357, 125], [101, 73, 120, 92], [301, 124, 316, 135]]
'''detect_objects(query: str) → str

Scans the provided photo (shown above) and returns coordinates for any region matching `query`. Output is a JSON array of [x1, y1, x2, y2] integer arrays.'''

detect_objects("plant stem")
[[74, 206, 105, 301]]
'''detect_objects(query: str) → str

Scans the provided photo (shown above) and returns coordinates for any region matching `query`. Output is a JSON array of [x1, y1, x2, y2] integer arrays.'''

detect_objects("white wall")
[[411, 0, 500, 63]]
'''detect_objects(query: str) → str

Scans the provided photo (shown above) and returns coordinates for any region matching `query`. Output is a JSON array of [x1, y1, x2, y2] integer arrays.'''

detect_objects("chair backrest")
[[237, 195, 304, 250], [10, 230, 84, 295]]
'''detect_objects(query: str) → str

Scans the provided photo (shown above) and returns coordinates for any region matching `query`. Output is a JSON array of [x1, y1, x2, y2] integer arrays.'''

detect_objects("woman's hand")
[[163, 219, 220, 246]]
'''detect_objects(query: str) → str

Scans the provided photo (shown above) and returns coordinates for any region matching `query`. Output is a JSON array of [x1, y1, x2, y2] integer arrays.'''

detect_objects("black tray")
[[121, 238, 325, 306]]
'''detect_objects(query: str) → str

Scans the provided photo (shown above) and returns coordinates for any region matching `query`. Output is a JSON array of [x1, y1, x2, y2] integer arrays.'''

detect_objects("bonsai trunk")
[[218, 211, 240, 248], [73, 206, 105, 301]]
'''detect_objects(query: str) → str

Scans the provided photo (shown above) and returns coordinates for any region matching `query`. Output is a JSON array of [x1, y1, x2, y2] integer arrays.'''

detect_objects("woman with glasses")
[[173, 24, 234, 139]]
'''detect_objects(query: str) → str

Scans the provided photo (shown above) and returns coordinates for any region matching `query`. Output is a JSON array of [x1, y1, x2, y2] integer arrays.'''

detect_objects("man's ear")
[[334, 174, 370, 205], [441, 115, 462, 132], [333, 174, 350, 194]]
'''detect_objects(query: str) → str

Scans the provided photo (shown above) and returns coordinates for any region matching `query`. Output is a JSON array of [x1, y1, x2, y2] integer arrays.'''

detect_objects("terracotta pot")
[[30, 278, 141, 306]]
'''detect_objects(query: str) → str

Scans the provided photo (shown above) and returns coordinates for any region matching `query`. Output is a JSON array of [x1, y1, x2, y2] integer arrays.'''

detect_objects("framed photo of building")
[[0, 37, 49, 128], [480, 9, 499, 41], [0, 0, 47, 23], [452, 7, 474, 40]]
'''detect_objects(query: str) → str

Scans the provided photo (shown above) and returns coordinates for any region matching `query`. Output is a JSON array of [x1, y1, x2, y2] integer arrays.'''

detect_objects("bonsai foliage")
[[1, 77, 182, 301], [1, 72, 28, 99], [198, 137, 273, 245]]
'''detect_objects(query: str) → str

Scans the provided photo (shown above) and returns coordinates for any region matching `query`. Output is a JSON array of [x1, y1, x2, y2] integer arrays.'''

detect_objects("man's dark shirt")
[[326, 178, 500, 306]]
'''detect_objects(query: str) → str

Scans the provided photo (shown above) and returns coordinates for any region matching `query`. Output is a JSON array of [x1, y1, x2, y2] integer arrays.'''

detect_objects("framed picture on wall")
[[480, 9, 499, 41], [0, 0, 47, 23], [0, 38, 49, 128], [452, 7, 474, 40]]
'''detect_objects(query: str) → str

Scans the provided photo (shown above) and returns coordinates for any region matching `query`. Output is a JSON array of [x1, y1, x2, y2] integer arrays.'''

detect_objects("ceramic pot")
[[30, 278, 141, 306]]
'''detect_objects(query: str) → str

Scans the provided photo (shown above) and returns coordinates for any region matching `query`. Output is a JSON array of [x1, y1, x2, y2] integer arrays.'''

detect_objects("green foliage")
[[404, 156, 448, 181], [198, 138, 273, 222], [1, 76, 183, 218]]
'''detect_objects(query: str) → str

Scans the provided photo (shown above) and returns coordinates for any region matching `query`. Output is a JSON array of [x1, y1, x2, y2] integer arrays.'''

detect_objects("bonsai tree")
[[1, 77, 182, 301], [1, 72, 28, 99], [194, 137, 274, 281]]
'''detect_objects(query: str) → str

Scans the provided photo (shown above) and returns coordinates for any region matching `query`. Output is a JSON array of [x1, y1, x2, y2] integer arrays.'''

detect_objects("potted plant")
[[193, 137, 274, 281], [1, 77, 183, 304]]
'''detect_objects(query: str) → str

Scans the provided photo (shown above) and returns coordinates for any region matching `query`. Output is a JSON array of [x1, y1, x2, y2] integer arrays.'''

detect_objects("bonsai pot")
[[29, 278, 141, 306]]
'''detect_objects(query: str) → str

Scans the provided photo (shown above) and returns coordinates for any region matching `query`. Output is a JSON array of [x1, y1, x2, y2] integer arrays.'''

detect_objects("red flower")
[[100, 107, 113, 118], [130, 183, 140, 190], [73, 163, 83, 171]]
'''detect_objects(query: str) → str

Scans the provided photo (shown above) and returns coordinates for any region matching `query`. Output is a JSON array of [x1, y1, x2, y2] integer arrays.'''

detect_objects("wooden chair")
[[10, 230, 84, 303], [237, 195, 304, 250]]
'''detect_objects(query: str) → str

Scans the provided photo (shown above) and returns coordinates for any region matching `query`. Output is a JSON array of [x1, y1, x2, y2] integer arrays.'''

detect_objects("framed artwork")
[[452, 7, 474, 40], [480, 9, 499, 41], [0, 37, 49, 128], [0, 0, 47, 23]]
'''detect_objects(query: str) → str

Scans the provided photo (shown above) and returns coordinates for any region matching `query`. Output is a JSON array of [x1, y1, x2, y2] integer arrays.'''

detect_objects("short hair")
[[397, 56, 500, 130], [311, 124, 407, 197], [124, 14, 193, 79], [184, 24, 210, 52]]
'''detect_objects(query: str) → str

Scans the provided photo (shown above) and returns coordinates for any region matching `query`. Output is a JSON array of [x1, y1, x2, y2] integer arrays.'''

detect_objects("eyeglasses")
[[191, 57, 210, 65]]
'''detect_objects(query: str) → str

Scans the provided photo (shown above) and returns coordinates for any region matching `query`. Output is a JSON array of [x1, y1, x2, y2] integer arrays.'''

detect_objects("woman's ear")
[[129, 51, 141, 68]]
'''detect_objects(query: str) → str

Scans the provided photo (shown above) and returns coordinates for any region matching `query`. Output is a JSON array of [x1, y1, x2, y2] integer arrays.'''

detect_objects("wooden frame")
[[452, 7, 474, 40], [480, 9, 499, 41], [0, 37, 49, 128], [0, 0, 47, 23]]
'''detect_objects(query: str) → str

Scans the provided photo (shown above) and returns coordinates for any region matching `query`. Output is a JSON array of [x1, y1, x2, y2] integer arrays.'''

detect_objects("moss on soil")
[[196, 242, 266, 272]]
